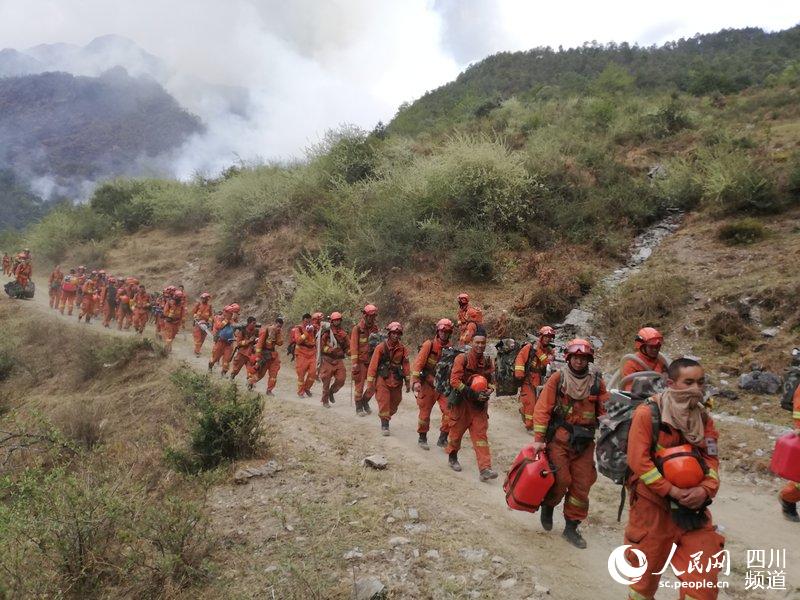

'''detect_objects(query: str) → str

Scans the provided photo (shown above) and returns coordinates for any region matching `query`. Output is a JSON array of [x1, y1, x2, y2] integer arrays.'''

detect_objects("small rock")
[[265, 565, 279, 573], [389, 536, 411, 547], [459, 548, 488, 563], [534, 583, 551, 595], [424, 549, 440, 560], [501, 578, 517, 589], [233, 460, 282, 484], [284, 524, 294, 532], [391, 508, 405, 519], [737, 442, 748, 448], [472, 568, 490, 582], [491, 555, 507, 564], [404, 523, 429, 535], [385, 517, 396, 524], [344, 548, 364, 560], [412, 548, 419, 558], [755, 449, 765, 457], [354, 577, 386, 600], [761, 327, 779, 338], [407, 508, 419, 521], [363, 455, 388, 470]]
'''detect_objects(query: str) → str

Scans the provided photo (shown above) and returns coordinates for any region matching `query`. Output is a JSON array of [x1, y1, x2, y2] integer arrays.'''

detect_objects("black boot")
[[540, 504, 554, 531], [381, 418, 390, 436], [362, 399, 372, 414], [448, 451, 462, 472], [781, 499, 800, 522], [418, 432, 429, 450], [437, 431, 449, 448], [356, 400, 365, 417], [562, 519, 587, 549]]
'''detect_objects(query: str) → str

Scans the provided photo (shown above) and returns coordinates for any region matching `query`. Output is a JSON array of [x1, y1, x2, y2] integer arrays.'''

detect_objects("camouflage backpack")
[[434, 346, 465, 396], [367, 332, 387, 359], [780, 352, 800, 411], [494, 339, 523, 397]]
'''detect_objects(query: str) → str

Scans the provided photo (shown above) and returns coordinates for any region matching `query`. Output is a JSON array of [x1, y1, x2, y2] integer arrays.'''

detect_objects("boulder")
[[362, 455, 388, 469], [738, 371, 782, 394], [354, 577, 386, 600]]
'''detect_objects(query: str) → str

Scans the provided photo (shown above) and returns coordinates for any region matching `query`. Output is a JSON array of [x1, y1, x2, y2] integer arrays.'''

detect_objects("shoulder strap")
[[622, 353, 651, 371], [645, 399, 662, 451]]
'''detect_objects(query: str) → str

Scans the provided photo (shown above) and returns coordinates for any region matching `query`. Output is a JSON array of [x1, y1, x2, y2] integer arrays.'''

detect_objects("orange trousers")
[[247, 353, 280, 391], [353, 362, 369, 400], [295, 352, 316, 394], [193, 325, 208, 355], [780, 481, 800, 503], [518, 380, 537, 430], [624, 493, 726, 600], [162, 321, 180, 350], [416, 381, 449, 433], [445, 401, 491, 470], [210, 340, 234, 373], [231, 352, 252, 378], [79, 297, 94, 322], [319, 358, 345, 402], [59, 291, 76, 315], [133, 309, 148, 333], [376, 378, 402, 421], [543, 434, 597, 521]]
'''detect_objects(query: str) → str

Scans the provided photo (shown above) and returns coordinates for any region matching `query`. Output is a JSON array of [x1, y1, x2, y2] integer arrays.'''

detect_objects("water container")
[[770, 432, 800, 482], [503, 445, 555, 513]]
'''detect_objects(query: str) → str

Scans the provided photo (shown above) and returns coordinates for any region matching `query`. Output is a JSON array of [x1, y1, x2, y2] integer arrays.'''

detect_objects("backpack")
[[494, 338, 523, 397], [434, 347, 466, 396], [367, 332, 387, 359], [217, 324, 236, 344], [780, 360, 800, 411], [595, 389, 661, 521], [607, 353, 670, 390]]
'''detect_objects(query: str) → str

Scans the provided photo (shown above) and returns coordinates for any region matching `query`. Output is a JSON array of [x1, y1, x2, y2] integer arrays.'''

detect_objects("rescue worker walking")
[[514, 326, 556, 432], [623, 357, 725, 599], [191, 293, 214, 357], [161, 290, 186, 353], [412, 318, 454, 449], [59, 268, 78, 315], [365, 322, 410, 436], [351, 304, 379, 415], [208, 304, 239, 375], [445, 325, 498, 481], [230, 317, 259, 383], [778, 383, 800, 522], [248, 316, 284, 395], [2, 252, 10, 276], [78, 273, 97, 323], [14, 257, 32, 289], [531, 338, 609, 548], [292, 313, 318, 398], [48, 265, 63, 308], [102, 277, 119, 327], [456, 293, 483, 346], [318, 312, 349, 408], [620, 327, 670, 391], [131, 284, 150, 334]]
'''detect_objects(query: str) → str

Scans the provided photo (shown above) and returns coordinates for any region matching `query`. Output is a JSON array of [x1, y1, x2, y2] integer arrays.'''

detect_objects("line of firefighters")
[[5, 254, 800, 600]]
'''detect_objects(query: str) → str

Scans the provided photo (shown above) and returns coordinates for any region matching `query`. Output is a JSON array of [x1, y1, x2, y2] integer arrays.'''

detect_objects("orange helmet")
[[564, 338, 594, 361], [164, 285, 176, 294], [200, 292, 211, 299], [636, 327, 663, 351], [330, 311, 343, 321], [312, 312, 323, 321], [457, 293, 469, 303], [436, 318, 454, 331], [655, 444, 705, 488], [539, 326, 556, 337], [173, 290, 185, 299], [363, 304, 378, 316], [470, 375, 489, 393], [386, 321, 403, 334]]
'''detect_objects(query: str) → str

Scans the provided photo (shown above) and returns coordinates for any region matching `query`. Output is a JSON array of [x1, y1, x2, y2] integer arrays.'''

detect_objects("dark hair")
[[668, 357, 702, 380], [276, 316, 285, 324], [247, 316, 257, 324], [302, 313, 311, 320], [474, 325, 487, 338]]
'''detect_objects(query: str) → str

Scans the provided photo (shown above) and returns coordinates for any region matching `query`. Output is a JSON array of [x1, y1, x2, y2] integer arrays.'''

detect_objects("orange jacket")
[[163, 299, 185, 323], [255, 324, 283, 357], [293, 321, 317, 359], [81, 280, 96, 295], [49, 269, 63, 285], [457, 306, 483, 344], [622, 352, 669, 391], [533, 369, 610, 442], [792, 385, 800, 429], [321, 326, 349, 360], [514, 341, 554, 385], [234, 324, 260, 357], [367, 339, 410, 387], [15, 262, 32, 279], [412, 337, 450, 385], [450, 349, 494, 392], [627, 394, 720, 503], [131, 291, 150, 311], [350, 319, 379, 364], [192, 301, 213, 322]]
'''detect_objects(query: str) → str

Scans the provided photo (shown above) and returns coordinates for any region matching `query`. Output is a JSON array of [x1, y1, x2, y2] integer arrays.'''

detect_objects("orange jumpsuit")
[[2, 254, 10, 276], [625, 397, 724, 600], [59, 275, 78, 315], [48, 268, 63, 308], [78, 280, 96, 322], [131, 291, 150, 333], [457, 305, 483, 345], [412, 337, 451, 434], [351, 319, 379, 400], [14, 261, 32, 289], [621, 352, 669, 391], [367, 340, 410, 422], [446, 350, 494, 470], [161, 299, 185, 351], [230, 324, 259, 378], [514, 340, 554, 430], [318, 326, 349, 404], [248, 324, 283, 392], [116, 288, 134, 330], [533, 370, 610, 521], [293, 322, 317, 395], [209, 312, 236, 373], [191, 301, 214, 355], [75, 273, 86, 306], [779, 386, 800, 504]]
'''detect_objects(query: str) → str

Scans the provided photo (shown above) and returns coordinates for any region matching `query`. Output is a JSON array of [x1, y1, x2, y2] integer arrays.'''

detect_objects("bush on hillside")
[[447, 228, 498, 282], [652, 158, 703, 210], [26, 205, 116, 263], [308, 124, 376, 186], [700, 151, 779, 214], [717, 218, 767, 245]]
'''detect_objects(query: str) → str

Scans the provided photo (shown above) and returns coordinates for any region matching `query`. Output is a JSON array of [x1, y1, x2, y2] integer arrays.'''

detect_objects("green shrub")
[[0, 348, 13, 381], [700, 151, 779, 214], [168, 368, 264, 473], [308, 124, 376, 185], [77, 337, 159, 382], [652, 158, 703, 210], [26, 205, 116, 263], [447, 228, 497, 281], [717, 218, 767, 245]]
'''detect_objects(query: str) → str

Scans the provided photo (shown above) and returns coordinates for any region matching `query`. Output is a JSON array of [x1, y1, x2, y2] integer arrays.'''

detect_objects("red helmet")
[[173, 290, 185, 299], [330, 311, 343, 321], [229, 303, 240, 313], [436, 318, 454, 331], [539, 326, 556, 337], [655, 444, 705, 488], [386, 321, 403, 334], [457, 293, 469, 303], [564, 338, 594, 361], [108, 277, 117, 284], [636, 327, 663, 350], [312, 312, 323, 320], [165, 285, 176, 294], [200, 292, 211, 299], [363, 304, 378, 316], [470, 375, 489, 393], [91, 270, 98, 275]]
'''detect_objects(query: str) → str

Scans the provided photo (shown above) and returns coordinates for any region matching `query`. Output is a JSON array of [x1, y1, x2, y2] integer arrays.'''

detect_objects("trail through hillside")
[[15, 282, 799, 599]]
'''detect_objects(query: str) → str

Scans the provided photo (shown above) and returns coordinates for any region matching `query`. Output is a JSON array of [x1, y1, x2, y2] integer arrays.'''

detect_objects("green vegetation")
[[718, 218, 768, 245]]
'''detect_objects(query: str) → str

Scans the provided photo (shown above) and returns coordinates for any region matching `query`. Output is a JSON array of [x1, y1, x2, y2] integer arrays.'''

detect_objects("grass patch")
[[717, 218, 767, 245]]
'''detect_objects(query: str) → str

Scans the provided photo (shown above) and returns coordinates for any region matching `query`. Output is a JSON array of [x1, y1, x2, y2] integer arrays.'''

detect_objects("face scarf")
[[659, 387, 705, 446], [560, 364, 595, 400]]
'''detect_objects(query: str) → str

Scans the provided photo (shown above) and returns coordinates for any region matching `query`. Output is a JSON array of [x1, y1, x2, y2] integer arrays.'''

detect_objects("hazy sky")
[[0, 0, 797, 176]]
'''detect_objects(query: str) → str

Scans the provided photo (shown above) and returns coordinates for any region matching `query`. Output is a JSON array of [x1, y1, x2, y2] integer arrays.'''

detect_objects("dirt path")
[[16, 280, 799, 599]]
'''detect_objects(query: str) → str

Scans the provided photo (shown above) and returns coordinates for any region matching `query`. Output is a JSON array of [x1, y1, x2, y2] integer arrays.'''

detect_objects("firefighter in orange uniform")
[[351, 304, 379, 415], [318, 312, 349, 407], [48, 265, 63, 308], [365, 322, 410, 436], [446, 325, 498, 481], [531, 338, 609, 548], [2, 253, 10, 276], [623, 357, 725, 599], [59, 268, 78, 315], [456, 293, 483, 345], [412, 318, 454, 449], [14, 257, 32, 289], [131, 284, 151, 334], [162, 290, 186, 353], [779, 383, 800, 522], [515, 326, 556, 432], [292, 313, 318, 398], [620, 327, 670, 391], [230, 317, 259, 382], [102, 277, 119, 327], [191, 293, 214, 357], [248, 316, 284, 395], [208, 304, 239, 375], [78, 273, 97, 323]]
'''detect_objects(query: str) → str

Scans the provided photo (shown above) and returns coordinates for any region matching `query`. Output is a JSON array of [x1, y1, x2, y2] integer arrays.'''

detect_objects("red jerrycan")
[[770, 432, 800, 481], [503, 444, 555, 513]]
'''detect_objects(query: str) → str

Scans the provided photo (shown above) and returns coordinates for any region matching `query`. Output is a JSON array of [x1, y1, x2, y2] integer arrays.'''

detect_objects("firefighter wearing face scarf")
[[620, 327, 670, 391]]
